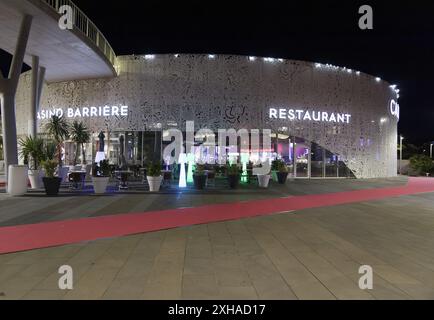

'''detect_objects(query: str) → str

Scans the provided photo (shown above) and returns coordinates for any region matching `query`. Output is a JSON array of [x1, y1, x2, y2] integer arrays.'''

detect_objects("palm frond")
[[44, 115, 70, 143]]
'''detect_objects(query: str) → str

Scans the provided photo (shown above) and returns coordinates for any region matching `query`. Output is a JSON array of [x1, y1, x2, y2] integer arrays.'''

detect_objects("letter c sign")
[[390, 100, 400, 120]]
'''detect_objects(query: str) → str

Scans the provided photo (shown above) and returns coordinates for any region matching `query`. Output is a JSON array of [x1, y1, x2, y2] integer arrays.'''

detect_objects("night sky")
[[1, 0, 433, 143]]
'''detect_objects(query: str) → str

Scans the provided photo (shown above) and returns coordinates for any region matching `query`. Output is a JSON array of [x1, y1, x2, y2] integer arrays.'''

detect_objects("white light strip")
[[264, 57, 275, 62]]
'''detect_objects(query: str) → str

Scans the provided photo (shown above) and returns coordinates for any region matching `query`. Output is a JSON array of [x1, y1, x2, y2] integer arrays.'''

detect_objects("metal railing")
[[41, 0, 117, 68]]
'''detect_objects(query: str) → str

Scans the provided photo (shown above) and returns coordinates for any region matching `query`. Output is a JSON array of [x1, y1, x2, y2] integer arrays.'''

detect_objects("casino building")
[[13, 54, 399, 179]]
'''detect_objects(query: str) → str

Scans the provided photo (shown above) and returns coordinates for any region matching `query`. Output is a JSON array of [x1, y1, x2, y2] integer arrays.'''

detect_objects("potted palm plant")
[[92, 160, 110, 194], [70, 121, 91, 165], [147, 162, 163, 192], [44, 115, 70, 181], [276, 160, 289, 184], [18, 136, 45, 189], [42, 141, 57, 162], [193, 164, 207, 190], [227, 164, 240, 189], [42, 159, 62, 196]]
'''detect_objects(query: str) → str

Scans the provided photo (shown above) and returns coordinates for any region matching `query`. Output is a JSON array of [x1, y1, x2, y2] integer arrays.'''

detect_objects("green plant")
[[409, 154, 434, 175], [271, 160, 279, 171], [271, 159, 288, 173], [18, 136, 44, 170], [277, 161, 288, 173], [147, 162, 162, 177], [42, 160, 58, 178], [44, 115, 70, 166], [93, 160, 111, 177], [194, 164, 206, 176], [42, 141, 57, 161], [70, 121, 90, 165], [226, 164, 240, 176]]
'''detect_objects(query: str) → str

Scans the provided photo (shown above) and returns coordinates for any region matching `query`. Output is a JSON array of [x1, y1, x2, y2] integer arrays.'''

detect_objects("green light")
[[178, 153, 187, 188], [187, 153, 195, 184], [241, 153, 249, 183]]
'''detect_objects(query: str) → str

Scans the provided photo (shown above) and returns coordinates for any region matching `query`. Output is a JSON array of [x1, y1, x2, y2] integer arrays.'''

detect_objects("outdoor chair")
[[163, 171, 172, 188], [68, 172, 86, 190]]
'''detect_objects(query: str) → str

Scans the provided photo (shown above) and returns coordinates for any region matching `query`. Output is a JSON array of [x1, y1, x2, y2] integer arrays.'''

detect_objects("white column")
[[29, 56, 39, 137], [29, 56, 46, 137], [0, 15, 33, 181]]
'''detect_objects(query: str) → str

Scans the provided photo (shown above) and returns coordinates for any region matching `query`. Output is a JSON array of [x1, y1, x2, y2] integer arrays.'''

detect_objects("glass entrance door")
[[294, 137, 310, 178]]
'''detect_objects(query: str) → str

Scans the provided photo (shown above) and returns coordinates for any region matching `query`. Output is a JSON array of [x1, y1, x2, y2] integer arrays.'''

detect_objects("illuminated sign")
[[269, 108, 351, 124], [390, 100, 400, 120], [37, 106, 129, 120]]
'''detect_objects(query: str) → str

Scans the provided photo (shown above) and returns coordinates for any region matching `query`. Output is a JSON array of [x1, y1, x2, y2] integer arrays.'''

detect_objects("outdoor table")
[[114, 170, 133, 190], [69, 171, 86, 190]]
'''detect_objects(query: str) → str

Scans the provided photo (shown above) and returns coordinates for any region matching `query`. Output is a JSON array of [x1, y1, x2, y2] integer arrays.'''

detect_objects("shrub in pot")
[[44, 115, 69, 167], [193, 165, 207, 190], [276, 160, 289, 184], [147, 162, 163, 192], [271, 160, 279, 182], [42, 160, 62, 196], [227, 164, 240, 189], [92, 160, 110, 194], [19, 136, 45, 189], [409, 154, 434, 176], [40, 141, 57, 187]]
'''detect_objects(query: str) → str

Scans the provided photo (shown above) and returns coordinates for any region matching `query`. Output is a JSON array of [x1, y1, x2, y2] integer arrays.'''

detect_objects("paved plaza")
[[0, 177, 407, 226], [0, 177, 434, 300]]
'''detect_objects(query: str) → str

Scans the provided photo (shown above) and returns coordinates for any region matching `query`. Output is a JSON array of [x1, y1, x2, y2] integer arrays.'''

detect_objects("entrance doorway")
[[273, 135, 354, 179]]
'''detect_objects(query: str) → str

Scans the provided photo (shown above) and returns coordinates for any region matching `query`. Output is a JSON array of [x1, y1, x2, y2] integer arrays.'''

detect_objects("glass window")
[[311, 142, 324, 178], [325, 150, 338, 177], [295, 137, 310, 178]]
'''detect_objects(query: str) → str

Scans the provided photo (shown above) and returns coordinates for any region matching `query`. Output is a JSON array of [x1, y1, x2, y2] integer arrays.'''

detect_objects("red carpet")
[[1, 177, 434, 254]]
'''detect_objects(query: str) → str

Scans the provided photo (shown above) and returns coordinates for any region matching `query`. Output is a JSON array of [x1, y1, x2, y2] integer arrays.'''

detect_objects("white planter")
[[28, 169, 43, 189], [257, 174, 271, 188], [147, 176, 163, 192], [7, 165, 28, 196], [92, 176, 110, 194]]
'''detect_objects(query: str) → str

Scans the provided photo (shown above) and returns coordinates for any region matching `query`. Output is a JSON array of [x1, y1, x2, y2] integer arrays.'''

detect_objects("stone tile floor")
[[1, 185, 434, 300]]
